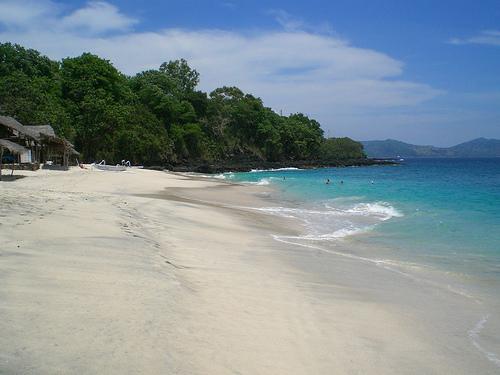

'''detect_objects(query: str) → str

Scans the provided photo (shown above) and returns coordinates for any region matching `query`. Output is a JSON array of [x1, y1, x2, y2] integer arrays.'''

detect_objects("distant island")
[[361, 138, 500, 159]]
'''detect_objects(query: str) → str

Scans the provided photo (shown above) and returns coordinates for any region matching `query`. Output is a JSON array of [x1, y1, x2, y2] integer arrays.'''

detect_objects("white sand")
[[0, 167, 496, 374]]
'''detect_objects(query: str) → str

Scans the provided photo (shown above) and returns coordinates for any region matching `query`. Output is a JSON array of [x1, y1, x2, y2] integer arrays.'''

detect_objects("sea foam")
[[345, 202, 404, 221], [249, 167, 300, 173], [253, 199, 403, 240], [469, 315, 500, 367]]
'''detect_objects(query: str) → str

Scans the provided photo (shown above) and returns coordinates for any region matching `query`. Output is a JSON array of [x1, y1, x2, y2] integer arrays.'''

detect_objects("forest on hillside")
[[0, 43, 367, 169]]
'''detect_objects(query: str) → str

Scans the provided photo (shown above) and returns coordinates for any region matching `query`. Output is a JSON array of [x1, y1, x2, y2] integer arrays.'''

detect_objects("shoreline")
[[161, 157, 397, 174], [0, 168, 498, 373], [178, 170, 500, 372]]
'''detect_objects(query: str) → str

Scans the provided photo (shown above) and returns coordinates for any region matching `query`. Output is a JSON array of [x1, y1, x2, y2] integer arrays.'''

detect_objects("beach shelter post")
[[0, 145, 12, 179], [0, 145, 3, 180]]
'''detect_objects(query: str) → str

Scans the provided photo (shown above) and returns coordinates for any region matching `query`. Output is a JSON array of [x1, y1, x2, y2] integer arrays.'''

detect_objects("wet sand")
[[0, 167, 497, 374]]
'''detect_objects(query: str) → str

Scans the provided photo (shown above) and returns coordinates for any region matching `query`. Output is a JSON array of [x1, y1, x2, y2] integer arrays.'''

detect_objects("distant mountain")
[[447, 138, 500, 158], [361, 138, 500, 158]]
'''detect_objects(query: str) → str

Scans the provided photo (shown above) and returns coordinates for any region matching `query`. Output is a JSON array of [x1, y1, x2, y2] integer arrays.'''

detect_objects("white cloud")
[[0, 0, 58, 28], [0, 1, 445, 139], [268, 10, 306, 32], [268, 9, 334, 34], [449, 30, 500, 46], [60, 1, 137, 34], [0, 0, 136, 34]]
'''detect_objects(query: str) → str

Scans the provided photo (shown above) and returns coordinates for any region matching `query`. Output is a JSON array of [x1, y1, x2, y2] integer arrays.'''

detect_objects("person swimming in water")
[[326, 178, 331, 184]]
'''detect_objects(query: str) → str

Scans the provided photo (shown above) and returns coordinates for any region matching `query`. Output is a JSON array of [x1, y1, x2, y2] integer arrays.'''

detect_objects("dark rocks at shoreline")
[[155, 158, 397, 174]]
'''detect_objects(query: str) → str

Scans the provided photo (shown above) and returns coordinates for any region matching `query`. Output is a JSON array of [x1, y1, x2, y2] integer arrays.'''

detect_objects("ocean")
[[224, 159, 500, 275], [220, 158, 500, 367]]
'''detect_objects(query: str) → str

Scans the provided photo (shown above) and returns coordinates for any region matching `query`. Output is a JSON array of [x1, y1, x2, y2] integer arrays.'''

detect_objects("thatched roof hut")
[[0, 139, 30, 179], [1, 116, 80, 170], [0, 116, 37, 139], [24, 125, 56, 139], [0, 139, 29, 155], [25, 125, 79, 168], [0, 116, 39, 164], [25, 125, 79, 156]]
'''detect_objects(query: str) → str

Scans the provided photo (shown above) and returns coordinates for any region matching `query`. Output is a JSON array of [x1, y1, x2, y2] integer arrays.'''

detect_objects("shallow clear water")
[[221, 158, 500, 368], [225, 158, 500, 282]]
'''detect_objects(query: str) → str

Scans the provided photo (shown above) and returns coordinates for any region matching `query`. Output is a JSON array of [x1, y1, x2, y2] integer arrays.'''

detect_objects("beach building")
[[25, 125, 79, 169], [0, 115, 38, 165], [0, 115, 79, 177], [0, 139, 31, 179]]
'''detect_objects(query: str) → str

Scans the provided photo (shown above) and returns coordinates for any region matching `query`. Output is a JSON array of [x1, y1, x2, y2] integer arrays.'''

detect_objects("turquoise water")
[[225, 159, 500, 279], [222, 158, 500, 368]]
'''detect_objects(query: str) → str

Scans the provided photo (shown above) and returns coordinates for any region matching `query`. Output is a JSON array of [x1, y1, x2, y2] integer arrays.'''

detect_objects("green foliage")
[[320, 137, 366, 160], [0, 43, 366, 165], [170, 123, 208, 159], [112, 105, 172, 165], [159, 59, 200, 95], [61, 53, 132, 104], [0, 43, 73, 138], [0, 43, 59, 78], [279, 114, 324, 160], [130, 67, 197, 126]]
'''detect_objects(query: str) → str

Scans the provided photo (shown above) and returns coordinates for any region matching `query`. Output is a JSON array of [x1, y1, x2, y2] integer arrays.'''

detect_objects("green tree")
[[279, 114, 324, 160], [170, 123, 208, 160], [159, 58, 200, 95], [61, 53, 132, 104], [319, 137, 365, 160], [0, 43, 73, 138], [0, 43, 367, 167], [112, 105, 172, 165], [60, 53, 133, 160], [206, 86, 272, 157], [130, 68, 197, 126]]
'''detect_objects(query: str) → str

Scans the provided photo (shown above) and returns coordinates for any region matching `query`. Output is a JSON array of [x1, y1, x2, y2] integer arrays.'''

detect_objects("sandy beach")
[[0, 168, 497, 374]]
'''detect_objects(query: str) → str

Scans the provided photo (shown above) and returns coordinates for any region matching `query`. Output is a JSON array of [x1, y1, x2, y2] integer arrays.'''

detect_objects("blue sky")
[[0, 0, 499, 146]]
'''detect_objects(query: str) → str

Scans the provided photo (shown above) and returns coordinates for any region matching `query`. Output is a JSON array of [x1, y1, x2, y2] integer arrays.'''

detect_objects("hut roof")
[[25, 125, 56, 139], [69, 147, 80, 156], [64, 139, 80, 155], [1, 117, 80, 156], [0, 116, 37, 139], [0, 139, 29, 154], [26, 124, 79, 154], [35, 132, 80, 156]]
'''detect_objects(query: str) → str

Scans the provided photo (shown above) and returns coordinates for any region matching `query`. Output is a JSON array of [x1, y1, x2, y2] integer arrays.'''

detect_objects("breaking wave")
[[249, 167, 300, 172], [252, 200, 403, 240], [345, 202, 404, 221], [245, 177, 283, 186]]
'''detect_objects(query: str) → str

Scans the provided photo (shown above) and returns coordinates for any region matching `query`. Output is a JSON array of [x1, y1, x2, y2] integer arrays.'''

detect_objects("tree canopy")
[[0, 43, 366, 167]]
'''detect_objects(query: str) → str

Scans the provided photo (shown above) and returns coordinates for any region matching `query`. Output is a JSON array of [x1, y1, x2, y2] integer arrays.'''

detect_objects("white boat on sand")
[[92, 160, 127, 171]]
